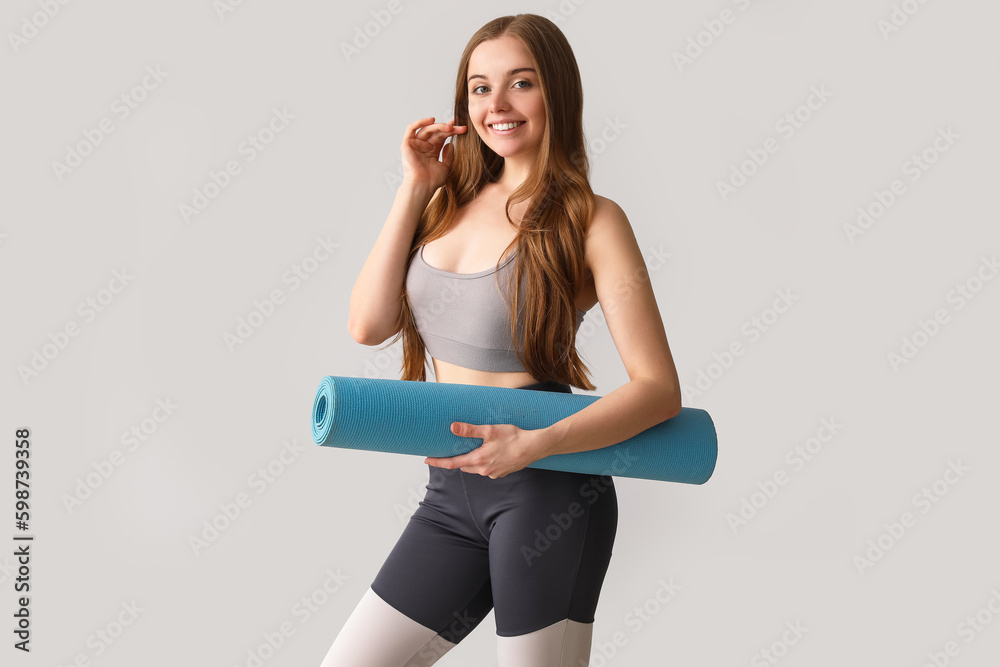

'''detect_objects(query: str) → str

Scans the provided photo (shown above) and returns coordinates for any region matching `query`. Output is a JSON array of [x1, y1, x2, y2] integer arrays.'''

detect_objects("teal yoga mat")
[[311, 376, 717, 484]]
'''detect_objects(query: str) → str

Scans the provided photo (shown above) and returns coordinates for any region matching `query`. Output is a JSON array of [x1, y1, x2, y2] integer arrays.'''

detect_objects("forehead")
[[469, 35, 533, 72]]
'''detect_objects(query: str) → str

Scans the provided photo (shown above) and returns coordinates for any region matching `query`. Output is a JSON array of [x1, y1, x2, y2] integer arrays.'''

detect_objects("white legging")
[[318, 587, 595, 666]]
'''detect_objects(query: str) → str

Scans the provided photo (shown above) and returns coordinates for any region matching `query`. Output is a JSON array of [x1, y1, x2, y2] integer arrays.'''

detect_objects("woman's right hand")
[[400, 116, 467, 192]]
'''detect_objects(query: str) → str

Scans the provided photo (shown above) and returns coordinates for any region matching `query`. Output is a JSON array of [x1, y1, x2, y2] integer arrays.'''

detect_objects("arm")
[[536, 196, 682, 458], [348, 179, 435, 345]]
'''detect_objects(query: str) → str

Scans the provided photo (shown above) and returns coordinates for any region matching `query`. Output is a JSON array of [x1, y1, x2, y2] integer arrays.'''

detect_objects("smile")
[[489, 121, 524, 134]]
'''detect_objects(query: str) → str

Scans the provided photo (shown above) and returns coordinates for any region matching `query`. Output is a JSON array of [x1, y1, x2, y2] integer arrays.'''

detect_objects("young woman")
[[321, 13, 681, 667]]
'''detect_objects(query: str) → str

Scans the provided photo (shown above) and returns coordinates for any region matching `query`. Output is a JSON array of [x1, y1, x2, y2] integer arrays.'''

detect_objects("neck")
[[495, 155, 534, 191]]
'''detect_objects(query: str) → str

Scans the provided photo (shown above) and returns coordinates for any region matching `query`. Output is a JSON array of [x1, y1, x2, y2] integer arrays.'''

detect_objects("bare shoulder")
[[584, 194, 641, 275], [586, 194, 633, 250], [589, 194, 629, 234]]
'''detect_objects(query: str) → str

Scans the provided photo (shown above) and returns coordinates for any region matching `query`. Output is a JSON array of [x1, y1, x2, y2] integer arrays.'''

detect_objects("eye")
[[470, 80, 533, 95]]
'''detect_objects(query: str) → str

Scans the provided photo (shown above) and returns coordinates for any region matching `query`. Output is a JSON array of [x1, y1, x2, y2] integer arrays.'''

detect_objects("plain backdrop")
[[2, 1, 999, 665]]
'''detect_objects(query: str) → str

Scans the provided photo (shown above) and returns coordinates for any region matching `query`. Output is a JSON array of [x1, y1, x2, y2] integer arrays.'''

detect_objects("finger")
[[416, 124, 465, 146], [425, 455, 466, 469], [403, 116, 435, 140], [406, 126, 465, 164], [407, 123, 460, 152]]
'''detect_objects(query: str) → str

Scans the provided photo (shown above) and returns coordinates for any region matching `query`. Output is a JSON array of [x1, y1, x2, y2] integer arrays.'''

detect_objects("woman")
[[322, 13, 681, 667]]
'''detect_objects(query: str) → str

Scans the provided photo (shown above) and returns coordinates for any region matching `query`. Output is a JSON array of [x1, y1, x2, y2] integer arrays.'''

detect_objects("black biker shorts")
[[370, 379, 618, 641]]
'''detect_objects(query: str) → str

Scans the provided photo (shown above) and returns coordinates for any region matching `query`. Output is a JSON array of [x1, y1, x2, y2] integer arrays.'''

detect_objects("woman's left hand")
[[424, 422, 550, 479]]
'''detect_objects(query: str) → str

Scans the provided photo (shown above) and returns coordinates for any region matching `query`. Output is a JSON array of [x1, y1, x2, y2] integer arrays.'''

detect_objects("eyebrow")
[[467, 67, 536, 84]]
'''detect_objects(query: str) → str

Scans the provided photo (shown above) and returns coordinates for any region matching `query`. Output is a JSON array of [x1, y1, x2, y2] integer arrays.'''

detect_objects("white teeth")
[[491, 121, 521, 131]]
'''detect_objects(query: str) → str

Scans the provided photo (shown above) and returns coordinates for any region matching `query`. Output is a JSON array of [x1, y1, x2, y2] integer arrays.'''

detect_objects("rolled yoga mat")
[[311, 376, 717, 485]]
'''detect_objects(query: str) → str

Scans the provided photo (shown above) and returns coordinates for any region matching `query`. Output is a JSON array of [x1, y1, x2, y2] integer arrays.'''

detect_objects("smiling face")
[[466, 34, 546, 163]]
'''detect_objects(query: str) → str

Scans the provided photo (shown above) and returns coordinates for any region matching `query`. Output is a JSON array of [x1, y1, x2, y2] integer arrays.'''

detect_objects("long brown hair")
[[391, 13, 597, 390]]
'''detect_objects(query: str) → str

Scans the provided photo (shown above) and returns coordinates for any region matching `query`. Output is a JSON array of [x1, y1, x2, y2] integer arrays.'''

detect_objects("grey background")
[[2, 0, 999, 665]]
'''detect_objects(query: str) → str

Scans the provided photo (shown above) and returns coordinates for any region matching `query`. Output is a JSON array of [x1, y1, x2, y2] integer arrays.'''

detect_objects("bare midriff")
[[430, 357, 539, 388]]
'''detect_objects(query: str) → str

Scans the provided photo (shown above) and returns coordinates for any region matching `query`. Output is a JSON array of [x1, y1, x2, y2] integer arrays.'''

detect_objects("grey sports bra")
[[405, 243, 587, 372]]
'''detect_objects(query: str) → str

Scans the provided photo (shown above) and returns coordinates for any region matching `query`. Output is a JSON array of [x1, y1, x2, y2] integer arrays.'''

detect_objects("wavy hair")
[[391, 13, 597, 390]]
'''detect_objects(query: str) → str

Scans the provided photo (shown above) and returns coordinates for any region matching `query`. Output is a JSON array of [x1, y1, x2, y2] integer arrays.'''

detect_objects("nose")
[[489, 89, 510, 113]]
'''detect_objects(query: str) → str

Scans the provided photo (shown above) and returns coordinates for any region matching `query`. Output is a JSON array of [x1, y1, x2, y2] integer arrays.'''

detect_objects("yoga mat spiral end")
[[311, 376, 337, 445]]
